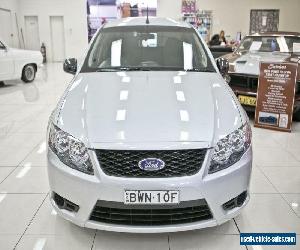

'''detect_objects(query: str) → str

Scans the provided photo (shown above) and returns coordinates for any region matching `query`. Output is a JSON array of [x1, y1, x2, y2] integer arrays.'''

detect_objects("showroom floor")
[[0, 63, 299, 250]]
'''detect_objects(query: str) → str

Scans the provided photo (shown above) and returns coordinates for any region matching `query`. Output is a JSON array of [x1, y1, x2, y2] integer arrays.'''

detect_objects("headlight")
[[209, 123, 251, 174], [48, 123, 94, 175]]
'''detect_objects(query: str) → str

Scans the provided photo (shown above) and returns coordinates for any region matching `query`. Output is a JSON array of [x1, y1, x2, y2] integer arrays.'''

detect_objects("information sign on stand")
[[254, 62, 298, 132]]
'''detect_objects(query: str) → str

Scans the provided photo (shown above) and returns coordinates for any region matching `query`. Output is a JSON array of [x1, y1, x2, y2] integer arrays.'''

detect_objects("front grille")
[[229, 74, 258, 90], [95, 149, 207, 178], [90, 199, 213, 226]]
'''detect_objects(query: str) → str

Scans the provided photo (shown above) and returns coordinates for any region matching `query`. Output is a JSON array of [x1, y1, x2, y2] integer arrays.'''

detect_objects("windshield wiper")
[[96, 67, 151, 72], [185, 68, 215, 72]]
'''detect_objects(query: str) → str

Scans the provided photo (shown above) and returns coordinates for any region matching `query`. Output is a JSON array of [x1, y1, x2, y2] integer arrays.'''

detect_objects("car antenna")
[[146, 5, 149, 24]]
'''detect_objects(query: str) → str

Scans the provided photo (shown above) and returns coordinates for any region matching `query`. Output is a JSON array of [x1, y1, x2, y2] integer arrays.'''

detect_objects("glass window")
[[237, 35, 300, 53], [82, 26, 215, 72]]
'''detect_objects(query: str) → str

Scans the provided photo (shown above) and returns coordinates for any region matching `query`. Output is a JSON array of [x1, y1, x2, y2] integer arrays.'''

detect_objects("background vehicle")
[[222, 32, 300, 120], [0, 39, 43, 83]]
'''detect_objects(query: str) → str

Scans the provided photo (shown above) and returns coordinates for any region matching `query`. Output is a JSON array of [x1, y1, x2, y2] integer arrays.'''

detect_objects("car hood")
[[229, 52, 293, 75], [55, 72, 244, 149]]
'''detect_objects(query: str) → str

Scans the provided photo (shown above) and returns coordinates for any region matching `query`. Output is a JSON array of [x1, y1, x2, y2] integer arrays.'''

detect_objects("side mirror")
[[63, 58, 77, 75], [216, 57, 230, 83]]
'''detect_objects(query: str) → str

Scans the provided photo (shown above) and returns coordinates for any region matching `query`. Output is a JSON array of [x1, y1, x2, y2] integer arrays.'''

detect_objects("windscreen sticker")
[[249, 41, 262, 51], [292, 43, 300, 52]]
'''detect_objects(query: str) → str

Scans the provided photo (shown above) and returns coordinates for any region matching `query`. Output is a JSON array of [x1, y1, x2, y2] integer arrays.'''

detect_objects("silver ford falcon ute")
[[47, 17, 252, 233]]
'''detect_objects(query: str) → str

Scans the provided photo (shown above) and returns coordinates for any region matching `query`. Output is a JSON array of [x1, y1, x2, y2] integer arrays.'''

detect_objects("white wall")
[[18, 0, 88, 61], [0, 0, 89, 61], [157, 0, 300, 40], [0, 0, 20, 47]]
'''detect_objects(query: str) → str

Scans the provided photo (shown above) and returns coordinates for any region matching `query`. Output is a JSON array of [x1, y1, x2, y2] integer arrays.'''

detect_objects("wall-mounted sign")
[[254, 62, 298, 132]]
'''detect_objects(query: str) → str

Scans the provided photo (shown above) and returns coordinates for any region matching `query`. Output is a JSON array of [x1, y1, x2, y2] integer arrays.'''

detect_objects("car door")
[[0, 40, 14, 81]]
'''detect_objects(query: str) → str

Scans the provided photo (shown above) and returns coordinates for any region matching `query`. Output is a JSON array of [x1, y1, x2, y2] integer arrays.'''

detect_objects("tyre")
[[21, 64, 36, 83]]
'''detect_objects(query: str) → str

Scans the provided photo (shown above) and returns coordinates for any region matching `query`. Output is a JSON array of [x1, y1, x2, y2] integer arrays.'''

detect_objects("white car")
[[0, 39, 43, 83], [47, 17, 252, 233]]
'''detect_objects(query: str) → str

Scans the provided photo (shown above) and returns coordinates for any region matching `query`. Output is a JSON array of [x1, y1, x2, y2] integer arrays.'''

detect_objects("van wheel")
[[21, 64, 36, 83]]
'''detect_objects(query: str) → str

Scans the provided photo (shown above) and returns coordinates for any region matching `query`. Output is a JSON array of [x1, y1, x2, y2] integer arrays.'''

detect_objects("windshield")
[[81, 26, 215, 72], [237, 36, 300, 54]]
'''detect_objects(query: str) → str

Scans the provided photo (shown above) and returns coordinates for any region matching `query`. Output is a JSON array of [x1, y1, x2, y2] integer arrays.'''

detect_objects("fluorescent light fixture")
[[116, 109, 126, 121], [234, 116, 239, 126], [81, 99, 85, 110], [183, 42, 193, 70], [120, 90, 129, 101], [0, 193, 7, 203], [59, 116, 64, 126], [37, 142, 46, 154], [33, 238, 47, 250], [118, 130, 125, 140], [178, 71, 187, 76], [51, 209, 57, 215], [176, 91, 185, 102], [212, 83, 221, 88], [117, 72, 126, 77], [173, 76, 182, 84], [122, 76, 130, 83], [16, 164, 31, 179], [180, 131, 189, 141], [111, 39, 122, 67], [180, 110, 189, 122]]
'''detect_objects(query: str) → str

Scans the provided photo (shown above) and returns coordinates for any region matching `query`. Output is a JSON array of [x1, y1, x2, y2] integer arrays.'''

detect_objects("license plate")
[[124, 190, 179, 205], [238, 95, 257, 106]]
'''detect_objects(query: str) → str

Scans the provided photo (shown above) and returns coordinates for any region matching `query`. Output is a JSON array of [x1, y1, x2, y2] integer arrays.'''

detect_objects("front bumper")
[[47, 147, 252, 233]]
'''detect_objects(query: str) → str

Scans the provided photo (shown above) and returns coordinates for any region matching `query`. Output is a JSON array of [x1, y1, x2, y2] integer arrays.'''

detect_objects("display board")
[[250, 9, 279, 34], [254, 62, 298, 132]]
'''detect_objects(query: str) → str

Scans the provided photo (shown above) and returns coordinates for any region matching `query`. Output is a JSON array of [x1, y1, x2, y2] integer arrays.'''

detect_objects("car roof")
[[103, 17, 192, 29], [249, 31, 300, 37]]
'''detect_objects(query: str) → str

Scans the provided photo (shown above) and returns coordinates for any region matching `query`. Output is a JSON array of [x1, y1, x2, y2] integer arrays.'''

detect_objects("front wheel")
[[21, 64, 36, 83]]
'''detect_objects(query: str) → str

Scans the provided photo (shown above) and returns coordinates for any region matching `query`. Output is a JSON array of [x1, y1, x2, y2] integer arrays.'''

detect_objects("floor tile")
[[0, 194, 46, 234], [0, 234, 21, 250], [169, 233, 244, 250], [281, 194, 300, 217], [261, 167, 300, 193], [0, 132, 43, 149], [199, 219, 239, 234], [0, 146, 34, 167], [0, 167, 16, 183], [20, 141, 47, 167], [253, 147, 300, 167], [26, 199, 94, 237], [235, 194, 300, 234], [93, 231, 169, 250], [0, 166, 49, 193], [249, 167, 277, 194], [16, 234, 94, 250]]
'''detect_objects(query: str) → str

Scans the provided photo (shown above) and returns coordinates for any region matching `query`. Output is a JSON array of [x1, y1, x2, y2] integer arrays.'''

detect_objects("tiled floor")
[[0, 63, 299, 250]]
